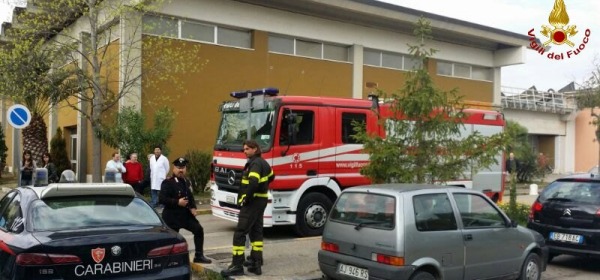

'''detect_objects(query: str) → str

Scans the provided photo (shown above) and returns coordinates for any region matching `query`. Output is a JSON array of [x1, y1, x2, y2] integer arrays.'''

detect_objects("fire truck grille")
[[214, 167, 243, 192], [219, 201, 241, 210]]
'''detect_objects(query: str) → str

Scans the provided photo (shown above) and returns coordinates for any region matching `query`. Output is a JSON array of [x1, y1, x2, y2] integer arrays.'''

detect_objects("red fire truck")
[[210, 88, 505, 236]]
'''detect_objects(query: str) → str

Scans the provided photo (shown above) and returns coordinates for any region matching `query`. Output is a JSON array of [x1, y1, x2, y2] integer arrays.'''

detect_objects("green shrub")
[[498, 202, 531, 226], [50, 128, 71, 176], [185, 150, 213, 193]]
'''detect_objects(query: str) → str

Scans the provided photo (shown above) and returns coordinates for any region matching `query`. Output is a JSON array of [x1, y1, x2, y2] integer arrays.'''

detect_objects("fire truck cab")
[[210, 88, 505, 236]]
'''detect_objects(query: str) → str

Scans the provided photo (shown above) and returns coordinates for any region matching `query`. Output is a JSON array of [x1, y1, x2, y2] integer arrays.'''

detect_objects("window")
[[404, 56, 422, 70], [0, 194, 23, 233], [181, 20, 214, 42], [269, 35, 294, 54], [436, 61, 492, 81], [454, 63, 471, 79], [144, 14, 252, 49], [324, 44, 348, 61], [363, 48, 418, 70], [30, 196, 162, 231], [217, 27, 251, 48], [341, 113, 366, 144], [363, 49, 381, 66], [296, 39, 321, 59], [268, 34, 349, 62], [437, 61, 453, 76], [0, 191, 16, 229], [454, 193, 506, 228], [382, 52, 403, 69], [143, 14, 178, 38], [413, 194, 457, 231], [279, 110, 315, 146], [472, 66, 492, 81], [330, 192, 395, 230]]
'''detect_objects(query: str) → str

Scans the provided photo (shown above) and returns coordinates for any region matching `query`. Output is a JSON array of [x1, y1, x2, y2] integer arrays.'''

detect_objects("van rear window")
[[330, 192, 395, 230]]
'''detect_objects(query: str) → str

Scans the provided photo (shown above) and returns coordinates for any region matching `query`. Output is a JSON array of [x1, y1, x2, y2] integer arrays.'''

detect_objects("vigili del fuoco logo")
[[527, 0, 591, 60]]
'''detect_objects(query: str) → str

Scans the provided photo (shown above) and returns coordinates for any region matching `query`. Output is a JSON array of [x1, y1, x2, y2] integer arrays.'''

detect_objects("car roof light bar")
[[230, 87, 279, 99]]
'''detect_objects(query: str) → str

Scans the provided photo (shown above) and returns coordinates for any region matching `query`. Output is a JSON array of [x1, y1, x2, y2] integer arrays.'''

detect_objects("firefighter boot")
[[243, 256, 255, 267], [247, 260, 262, 275], [220, 264, 244, 277], [221, 255, 245, 277]]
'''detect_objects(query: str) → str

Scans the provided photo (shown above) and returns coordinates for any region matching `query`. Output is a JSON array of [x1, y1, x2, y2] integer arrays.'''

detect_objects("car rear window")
[[330, 192, 395, 230], [30, 196, 162, 231], [540, 180, 600, 204]]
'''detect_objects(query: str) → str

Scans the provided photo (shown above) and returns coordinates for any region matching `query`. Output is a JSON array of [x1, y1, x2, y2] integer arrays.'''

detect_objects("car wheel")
[[518, 253, 541, 280], [409, 271, 436, 280], [294, 192, 332, 237]]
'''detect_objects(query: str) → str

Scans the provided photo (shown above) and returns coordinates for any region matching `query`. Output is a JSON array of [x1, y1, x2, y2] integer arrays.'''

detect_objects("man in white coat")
[[150, 146, 170, 208], [105, 152, 126, 183]]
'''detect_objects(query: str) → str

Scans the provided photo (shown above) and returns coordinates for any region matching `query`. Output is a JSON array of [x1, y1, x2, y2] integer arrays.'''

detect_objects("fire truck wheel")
[[294, 192, 333, 237]]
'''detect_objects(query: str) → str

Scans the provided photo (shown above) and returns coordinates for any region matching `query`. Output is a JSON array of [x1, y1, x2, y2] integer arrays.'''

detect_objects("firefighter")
[[159, 157, 212, 264], [221, 140, 274, 277]]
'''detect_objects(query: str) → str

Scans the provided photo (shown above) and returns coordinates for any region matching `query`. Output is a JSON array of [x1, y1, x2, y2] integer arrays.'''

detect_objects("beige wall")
[[575, 109, 598, 172]]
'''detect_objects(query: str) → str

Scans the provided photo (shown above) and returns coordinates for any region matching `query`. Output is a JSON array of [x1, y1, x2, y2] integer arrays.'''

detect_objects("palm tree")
[[0, 39, 80, 161]]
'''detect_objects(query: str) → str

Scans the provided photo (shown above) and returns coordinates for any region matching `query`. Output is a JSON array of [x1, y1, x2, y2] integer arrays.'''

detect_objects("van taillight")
[[16, 253, 81, 265], [148, 242, 189, 257], [596, 208, 600, 217], [372, 253, 404, 266], [529, 201, 543, 220], [321, 241, 339, 253]]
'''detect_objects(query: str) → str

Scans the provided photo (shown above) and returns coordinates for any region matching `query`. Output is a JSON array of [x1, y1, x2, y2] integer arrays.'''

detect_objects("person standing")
[[105, 152, 126, 183], [40, 153, 59, 183], [505, 152, 520, 174], [123, 153, 144, 194], [159, 157, 212, 264], [20, 150, 36, 186], [150, 146, 169, 208], [221, 140, 274, 277]]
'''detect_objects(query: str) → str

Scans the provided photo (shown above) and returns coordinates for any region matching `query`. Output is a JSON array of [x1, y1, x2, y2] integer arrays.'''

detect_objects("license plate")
[[226, 195, 237, 204], [550, 232, 583, 244], [337, 263, 368, 280]]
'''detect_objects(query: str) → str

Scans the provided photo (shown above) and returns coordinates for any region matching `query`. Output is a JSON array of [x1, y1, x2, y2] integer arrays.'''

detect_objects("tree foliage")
[[0, 0, 203, 182], [50, 127, 71, 176], [504, 120, 536, 183], [101, 106, 175, 171], [184, 149, 213, 194], [353, 17, 506, 184]]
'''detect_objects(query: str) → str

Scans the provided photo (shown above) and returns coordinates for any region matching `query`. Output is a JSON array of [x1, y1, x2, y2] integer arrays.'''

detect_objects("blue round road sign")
[[7, 104, 32, 129]]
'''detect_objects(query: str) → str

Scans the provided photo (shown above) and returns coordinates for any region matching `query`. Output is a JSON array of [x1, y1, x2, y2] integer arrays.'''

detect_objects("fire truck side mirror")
[[286, 113, 297, 145]]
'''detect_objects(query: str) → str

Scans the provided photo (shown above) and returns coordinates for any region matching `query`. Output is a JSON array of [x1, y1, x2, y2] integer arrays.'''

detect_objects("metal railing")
[[501, 86, 575, 114]]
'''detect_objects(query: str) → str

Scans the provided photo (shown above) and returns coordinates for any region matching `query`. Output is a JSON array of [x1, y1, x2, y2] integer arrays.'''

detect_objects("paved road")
[[181, 209, 600, 279]]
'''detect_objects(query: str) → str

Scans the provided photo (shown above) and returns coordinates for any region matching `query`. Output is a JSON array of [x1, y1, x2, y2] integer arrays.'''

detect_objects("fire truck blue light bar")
[[230, 87, 279, 98]]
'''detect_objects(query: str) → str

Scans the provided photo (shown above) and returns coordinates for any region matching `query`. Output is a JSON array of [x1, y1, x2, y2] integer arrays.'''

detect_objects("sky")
[[0, 0, 598, 91], [379, 0, 599, 91]]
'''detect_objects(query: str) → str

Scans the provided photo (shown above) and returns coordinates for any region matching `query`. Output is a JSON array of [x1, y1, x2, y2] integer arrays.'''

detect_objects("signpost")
[[7, 104, 32, 129], [7, 104, 32, 187]]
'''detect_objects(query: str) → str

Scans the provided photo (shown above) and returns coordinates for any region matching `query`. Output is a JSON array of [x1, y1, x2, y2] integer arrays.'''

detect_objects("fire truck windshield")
[[215, 109, 275, 151]]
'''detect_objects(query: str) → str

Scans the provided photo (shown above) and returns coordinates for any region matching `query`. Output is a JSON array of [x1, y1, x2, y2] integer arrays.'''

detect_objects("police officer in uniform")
[[159, 157, 212, 264], [221, 140, 274, 277]]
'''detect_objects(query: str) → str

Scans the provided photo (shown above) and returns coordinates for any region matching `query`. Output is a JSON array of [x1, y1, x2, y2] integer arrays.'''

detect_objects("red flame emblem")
[[91, 247, 105, 263]]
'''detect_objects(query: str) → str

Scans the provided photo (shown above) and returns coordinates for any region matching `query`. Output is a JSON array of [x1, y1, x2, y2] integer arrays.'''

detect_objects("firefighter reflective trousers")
[[231, 197, 268, 265]]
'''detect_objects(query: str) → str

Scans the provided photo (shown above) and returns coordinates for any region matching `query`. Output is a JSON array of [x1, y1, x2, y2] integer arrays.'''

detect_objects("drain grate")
[[207, 252, 232, 260]]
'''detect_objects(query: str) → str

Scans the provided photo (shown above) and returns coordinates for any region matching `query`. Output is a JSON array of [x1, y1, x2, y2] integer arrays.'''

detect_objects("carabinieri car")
[[0, 182, 190, 279]]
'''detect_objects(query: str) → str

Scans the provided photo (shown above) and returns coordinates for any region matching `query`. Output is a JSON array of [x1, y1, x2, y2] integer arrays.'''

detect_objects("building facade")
[[1, 0, 529, 181]]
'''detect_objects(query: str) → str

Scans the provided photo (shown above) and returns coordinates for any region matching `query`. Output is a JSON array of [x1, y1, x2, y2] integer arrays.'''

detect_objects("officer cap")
[[173, 157, 189, 167]]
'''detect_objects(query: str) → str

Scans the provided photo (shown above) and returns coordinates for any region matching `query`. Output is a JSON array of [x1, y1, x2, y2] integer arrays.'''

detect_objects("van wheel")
[[518, 253, 541, 280], [409, 271, 435, 280], [294, 193, 332, 237]]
